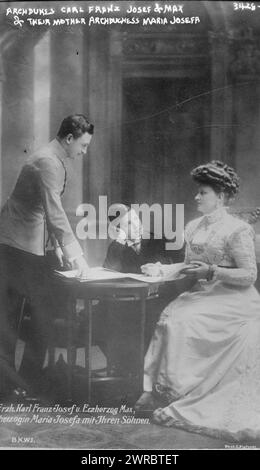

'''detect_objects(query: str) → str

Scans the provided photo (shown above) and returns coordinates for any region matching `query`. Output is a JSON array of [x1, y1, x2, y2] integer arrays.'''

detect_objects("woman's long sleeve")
[[214, 226, 257, 287]]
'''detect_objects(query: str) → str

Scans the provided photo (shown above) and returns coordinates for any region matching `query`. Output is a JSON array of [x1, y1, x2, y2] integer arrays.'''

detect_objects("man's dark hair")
[[108, 203, 131, 223], [57, 114, 94, 139]]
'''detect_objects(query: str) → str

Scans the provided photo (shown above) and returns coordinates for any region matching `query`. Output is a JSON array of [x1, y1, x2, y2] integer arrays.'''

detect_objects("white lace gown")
[[144, 207, 260, 440]]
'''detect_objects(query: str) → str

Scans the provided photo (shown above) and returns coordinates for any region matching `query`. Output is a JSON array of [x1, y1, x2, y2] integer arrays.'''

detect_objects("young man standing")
[[0, 114, 94, 399]]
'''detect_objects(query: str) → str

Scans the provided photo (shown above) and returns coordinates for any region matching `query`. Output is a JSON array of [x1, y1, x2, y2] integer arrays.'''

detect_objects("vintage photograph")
[[0, 0, 260, 452]]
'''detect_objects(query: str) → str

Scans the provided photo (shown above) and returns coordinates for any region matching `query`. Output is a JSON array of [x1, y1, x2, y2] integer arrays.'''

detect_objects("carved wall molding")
[[228, 27, 260, 81], [209, 27, 260, 81], [121, 33, 209, 59]]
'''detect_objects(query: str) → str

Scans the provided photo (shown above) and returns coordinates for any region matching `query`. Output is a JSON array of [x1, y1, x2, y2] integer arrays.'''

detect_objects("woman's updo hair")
[[191, 161, 240, 198]]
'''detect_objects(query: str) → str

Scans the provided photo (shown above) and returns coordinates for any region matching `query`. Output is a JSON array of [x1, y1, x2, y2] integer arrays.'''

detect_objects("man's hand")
[[54, 246, 64, 267], [71, 255, 90, 279]]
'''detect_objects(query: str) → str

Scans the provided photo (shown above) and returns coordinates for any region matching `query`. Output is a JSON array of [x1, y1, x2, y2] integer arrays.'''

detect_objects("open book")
[[55, 264, 186, 283]]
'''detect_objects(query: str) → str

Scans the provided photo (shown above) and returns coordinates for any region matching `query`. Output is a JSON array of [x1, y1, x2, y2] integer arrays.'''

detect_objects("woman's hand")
[[180, 261, 210, 279]]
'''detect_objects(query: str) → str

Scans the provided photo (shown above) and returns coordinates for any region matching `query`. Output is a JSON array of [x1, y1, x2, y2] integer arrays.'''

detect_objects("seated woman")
[[136, 161, 260, 441]]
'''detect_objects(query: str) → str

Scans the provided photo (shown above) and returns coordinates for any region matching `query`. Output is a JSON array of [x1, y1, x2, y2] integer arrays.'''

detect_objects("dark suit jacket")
[[0, 139, 82, 259], [103, 235, 183, 274]]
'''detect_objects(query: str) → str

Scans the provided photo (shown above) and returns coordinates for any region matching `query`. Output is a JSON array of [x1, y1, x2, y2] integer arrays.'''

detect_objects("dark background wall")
[[1, 1, 260, 264]]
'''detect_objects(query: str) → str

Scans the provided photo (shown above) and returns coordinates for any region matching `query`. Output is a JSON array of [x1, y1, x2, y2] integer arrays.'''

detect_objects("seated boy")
[[94, 204, 184, 378]]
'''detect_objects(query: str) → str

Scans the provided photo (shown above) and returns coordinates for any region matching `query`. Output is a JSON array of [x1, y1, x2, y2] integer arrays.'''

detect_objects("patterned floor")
[[0, 343, 259, 450], [0, 410, 232, 449], [1, 389, 259, 450]]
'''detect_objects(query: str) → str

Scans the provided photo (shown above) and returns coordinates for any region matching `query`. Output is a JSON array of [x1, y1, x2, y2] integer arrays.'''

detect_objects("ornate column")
[[83, 27, 115, 206], [209, 31, 233, 164], [50, 26, 84, 215], [0, 53, 4, 208], [227, 27, 260, 207], [108, 30, 123, 203]]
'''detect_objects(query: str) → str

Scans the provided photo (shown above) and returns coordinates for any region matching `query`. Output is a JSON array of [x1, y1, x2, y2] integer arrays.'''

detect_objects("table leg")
[[67, 296, 76, 402], [85, 299, 92, 402], [138, 292, 146, 394]]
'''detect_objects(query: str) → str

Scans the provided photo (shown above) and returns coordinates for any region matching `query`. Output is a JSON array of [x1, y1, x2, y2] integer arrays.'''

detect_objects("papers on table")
[[55, 267, 162, 283], [158, 262, 186, 281], [55, 264, 186, 283], [55, 267, 128, 281], [127, 273, 163, 283]]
